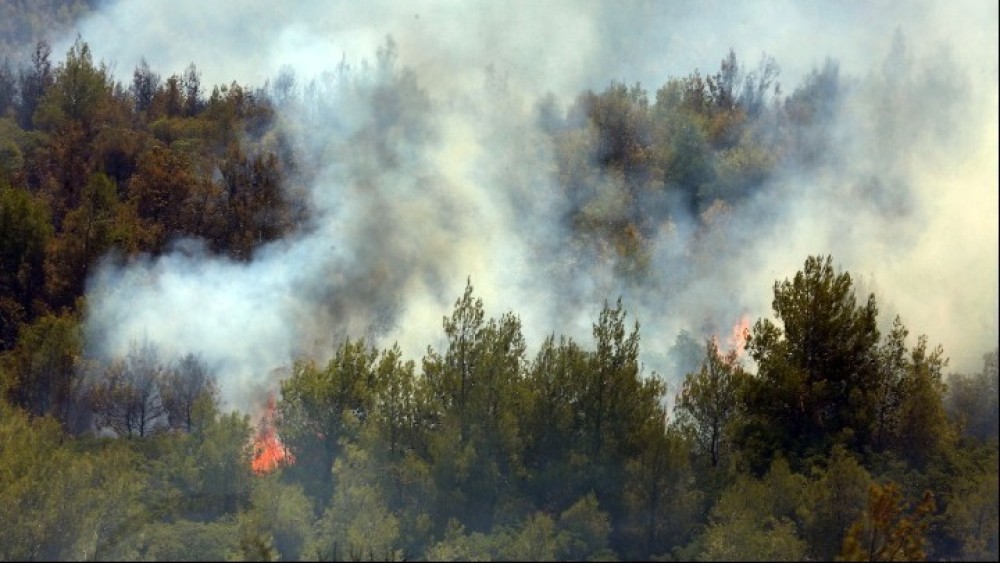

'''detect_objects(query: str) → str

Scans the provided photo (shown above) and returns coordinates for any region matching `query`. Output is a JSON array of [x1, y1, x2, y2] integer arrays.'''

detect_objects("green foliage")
[[0, 60, 15, 119], [424, 520, 496, 561], [838, 481, 936, 562], [34, 37, 113, 133], [0, 256, 993, 560], [522, 334, 589, 507], [134, 431, 203, 522], [0, 38, 297, 333], [622, 426, 703, 558], [211, 146, 293, 260], [698, 516, 807, 562], [232, 509, 279, 562], [548, 48, 788, 274], [675, 339, 746, 468], [367, 344, 422, 460], [557, 493, 613, 560], [0, 403, 146, 560], [244, 475, 315, 561], [941, 461, 999, 560], [45, 172, 139, 305], [694, 459, 809, 561], [871, 317, 909, 452], [496, 512, 561, 561], [892, 336, 955, 469], [16, 41, 55, 129], [740, 255, 882, 469], [0, 116, 27, 180], [194, 410, 255, 516], [0, 35, 993, 561], [277, 338, 379, 502], [946, 348, 999, 443], [1, 312, 82, 426], [314, 443, 402, 561], [133, 518, 240, 562], [0, 182, 52, 348], [422, 279, 529, 531], [800, 445, 874, 560]]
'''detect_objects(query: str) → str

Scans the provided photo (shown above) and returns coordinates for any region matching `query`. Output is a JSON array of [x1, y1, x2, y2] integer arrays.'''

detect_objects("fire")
[[251, 394, 294, 474], [727, 314, 751, 357], [713, 314, 751, 365]]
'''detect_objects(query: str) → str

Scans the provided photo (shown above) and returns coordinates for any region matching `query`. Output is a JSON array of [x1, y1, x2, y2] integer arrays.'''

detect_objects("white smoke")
[[66, 0, 997, 410]]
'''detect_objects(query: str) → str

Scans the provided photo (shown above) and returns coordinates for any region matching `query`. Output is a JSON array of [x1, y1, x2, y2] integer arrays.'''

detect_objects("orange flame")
[[251, 395, 294, 474], [726, 314, 751, 358], [713, 314, 751, 365]]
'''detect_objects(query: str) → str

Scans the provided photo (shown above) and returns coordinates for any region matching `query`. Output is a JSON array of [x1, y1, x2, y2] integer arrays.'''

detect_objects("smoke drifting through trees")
[[66, 0, 997, 411]]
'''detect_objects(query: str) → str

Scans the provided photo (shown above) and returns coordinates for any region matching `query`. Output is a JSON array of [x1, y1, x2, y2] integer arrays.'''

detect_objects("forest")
[[1, 7, 998, 561]]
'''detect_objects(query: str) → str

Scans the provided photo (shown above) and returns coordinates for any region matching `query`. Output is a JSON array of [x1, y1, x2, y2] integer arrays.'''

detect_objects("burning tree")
[[251, 394, 293, 474]]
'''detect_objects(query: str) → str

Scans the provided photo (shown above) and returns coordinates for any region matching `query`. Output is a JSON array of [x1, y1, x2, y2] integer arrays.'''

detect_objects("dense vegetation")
[[0, 36, 997, 561]]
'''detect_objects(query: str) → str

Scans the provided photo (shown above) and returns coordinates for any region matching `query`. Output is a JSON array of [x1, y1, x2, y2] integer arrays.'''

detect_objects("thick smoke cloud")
[[67, 0, 997, 410]]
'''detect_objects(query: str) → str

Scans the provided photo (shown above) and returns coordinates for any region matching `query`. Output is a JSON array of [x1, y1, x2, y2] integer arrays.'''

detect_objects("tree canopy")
[[0, 37, 994, 561]]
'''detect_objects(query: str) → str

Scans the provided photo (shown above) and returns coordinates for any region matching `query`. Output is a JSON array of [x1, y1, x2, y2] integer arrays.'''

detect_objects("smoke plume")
[[66, 0, 998, 410]]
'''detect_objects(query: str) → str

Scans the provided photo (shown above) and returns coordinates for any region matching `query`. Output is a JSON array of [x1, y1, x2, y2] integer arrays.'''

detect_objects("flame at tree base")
[[251, 395, 294, 474]]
